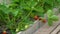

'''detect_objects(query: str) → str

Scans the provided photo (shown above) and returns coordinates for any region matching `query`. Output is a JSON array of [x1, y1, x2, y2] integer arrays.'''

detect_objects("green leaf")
[[45, 0, 53, 6], [48, 19, 53, 26], [33, 6, 44, 17], [0, 4, 10, 14], [50, 15, 58, 21], [47, 10, 54, 17]]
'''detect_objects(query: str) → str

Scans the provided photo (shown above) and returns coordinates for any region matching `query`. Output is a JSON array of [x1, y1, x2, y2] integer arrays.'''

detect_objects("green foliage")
[[47, 10, 58, 26]]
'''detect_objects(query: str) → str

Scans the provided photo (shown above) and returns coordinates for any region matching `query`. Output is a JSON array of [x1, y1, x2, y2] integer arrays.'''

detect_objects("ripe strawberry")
[[42, 19, 47, 23], [34, 16, 39, 20], [2, 31, 7, 34]]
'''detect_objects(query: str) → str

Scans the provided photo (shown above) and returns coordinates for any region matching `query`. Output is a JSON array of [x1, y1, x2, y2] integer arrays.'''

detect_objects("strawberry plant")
[[47, 10, 58, 26], [0, 0, 60, 34]]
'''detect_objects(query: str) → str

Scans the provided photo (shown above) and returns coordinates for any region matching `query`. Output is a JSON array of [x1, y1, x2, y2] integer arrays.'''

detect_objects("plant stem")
[[18, 9, 33, 30]]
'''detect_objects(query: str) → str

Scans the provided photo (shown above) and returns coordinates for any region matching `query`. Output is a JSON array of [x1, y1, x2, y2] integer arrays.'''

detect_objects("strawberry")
[[34, 16, 39, 20], [42, 19, 47, 23], [2, 31, 7, 34]]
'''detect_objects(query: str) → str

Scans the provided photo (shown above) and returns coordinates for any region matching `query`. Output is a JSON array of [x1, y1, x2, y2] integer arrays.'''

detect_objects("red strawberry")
[[42, 19, 47, 23], [34, 16, 39, 20], [2, 31, 7, 34]]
